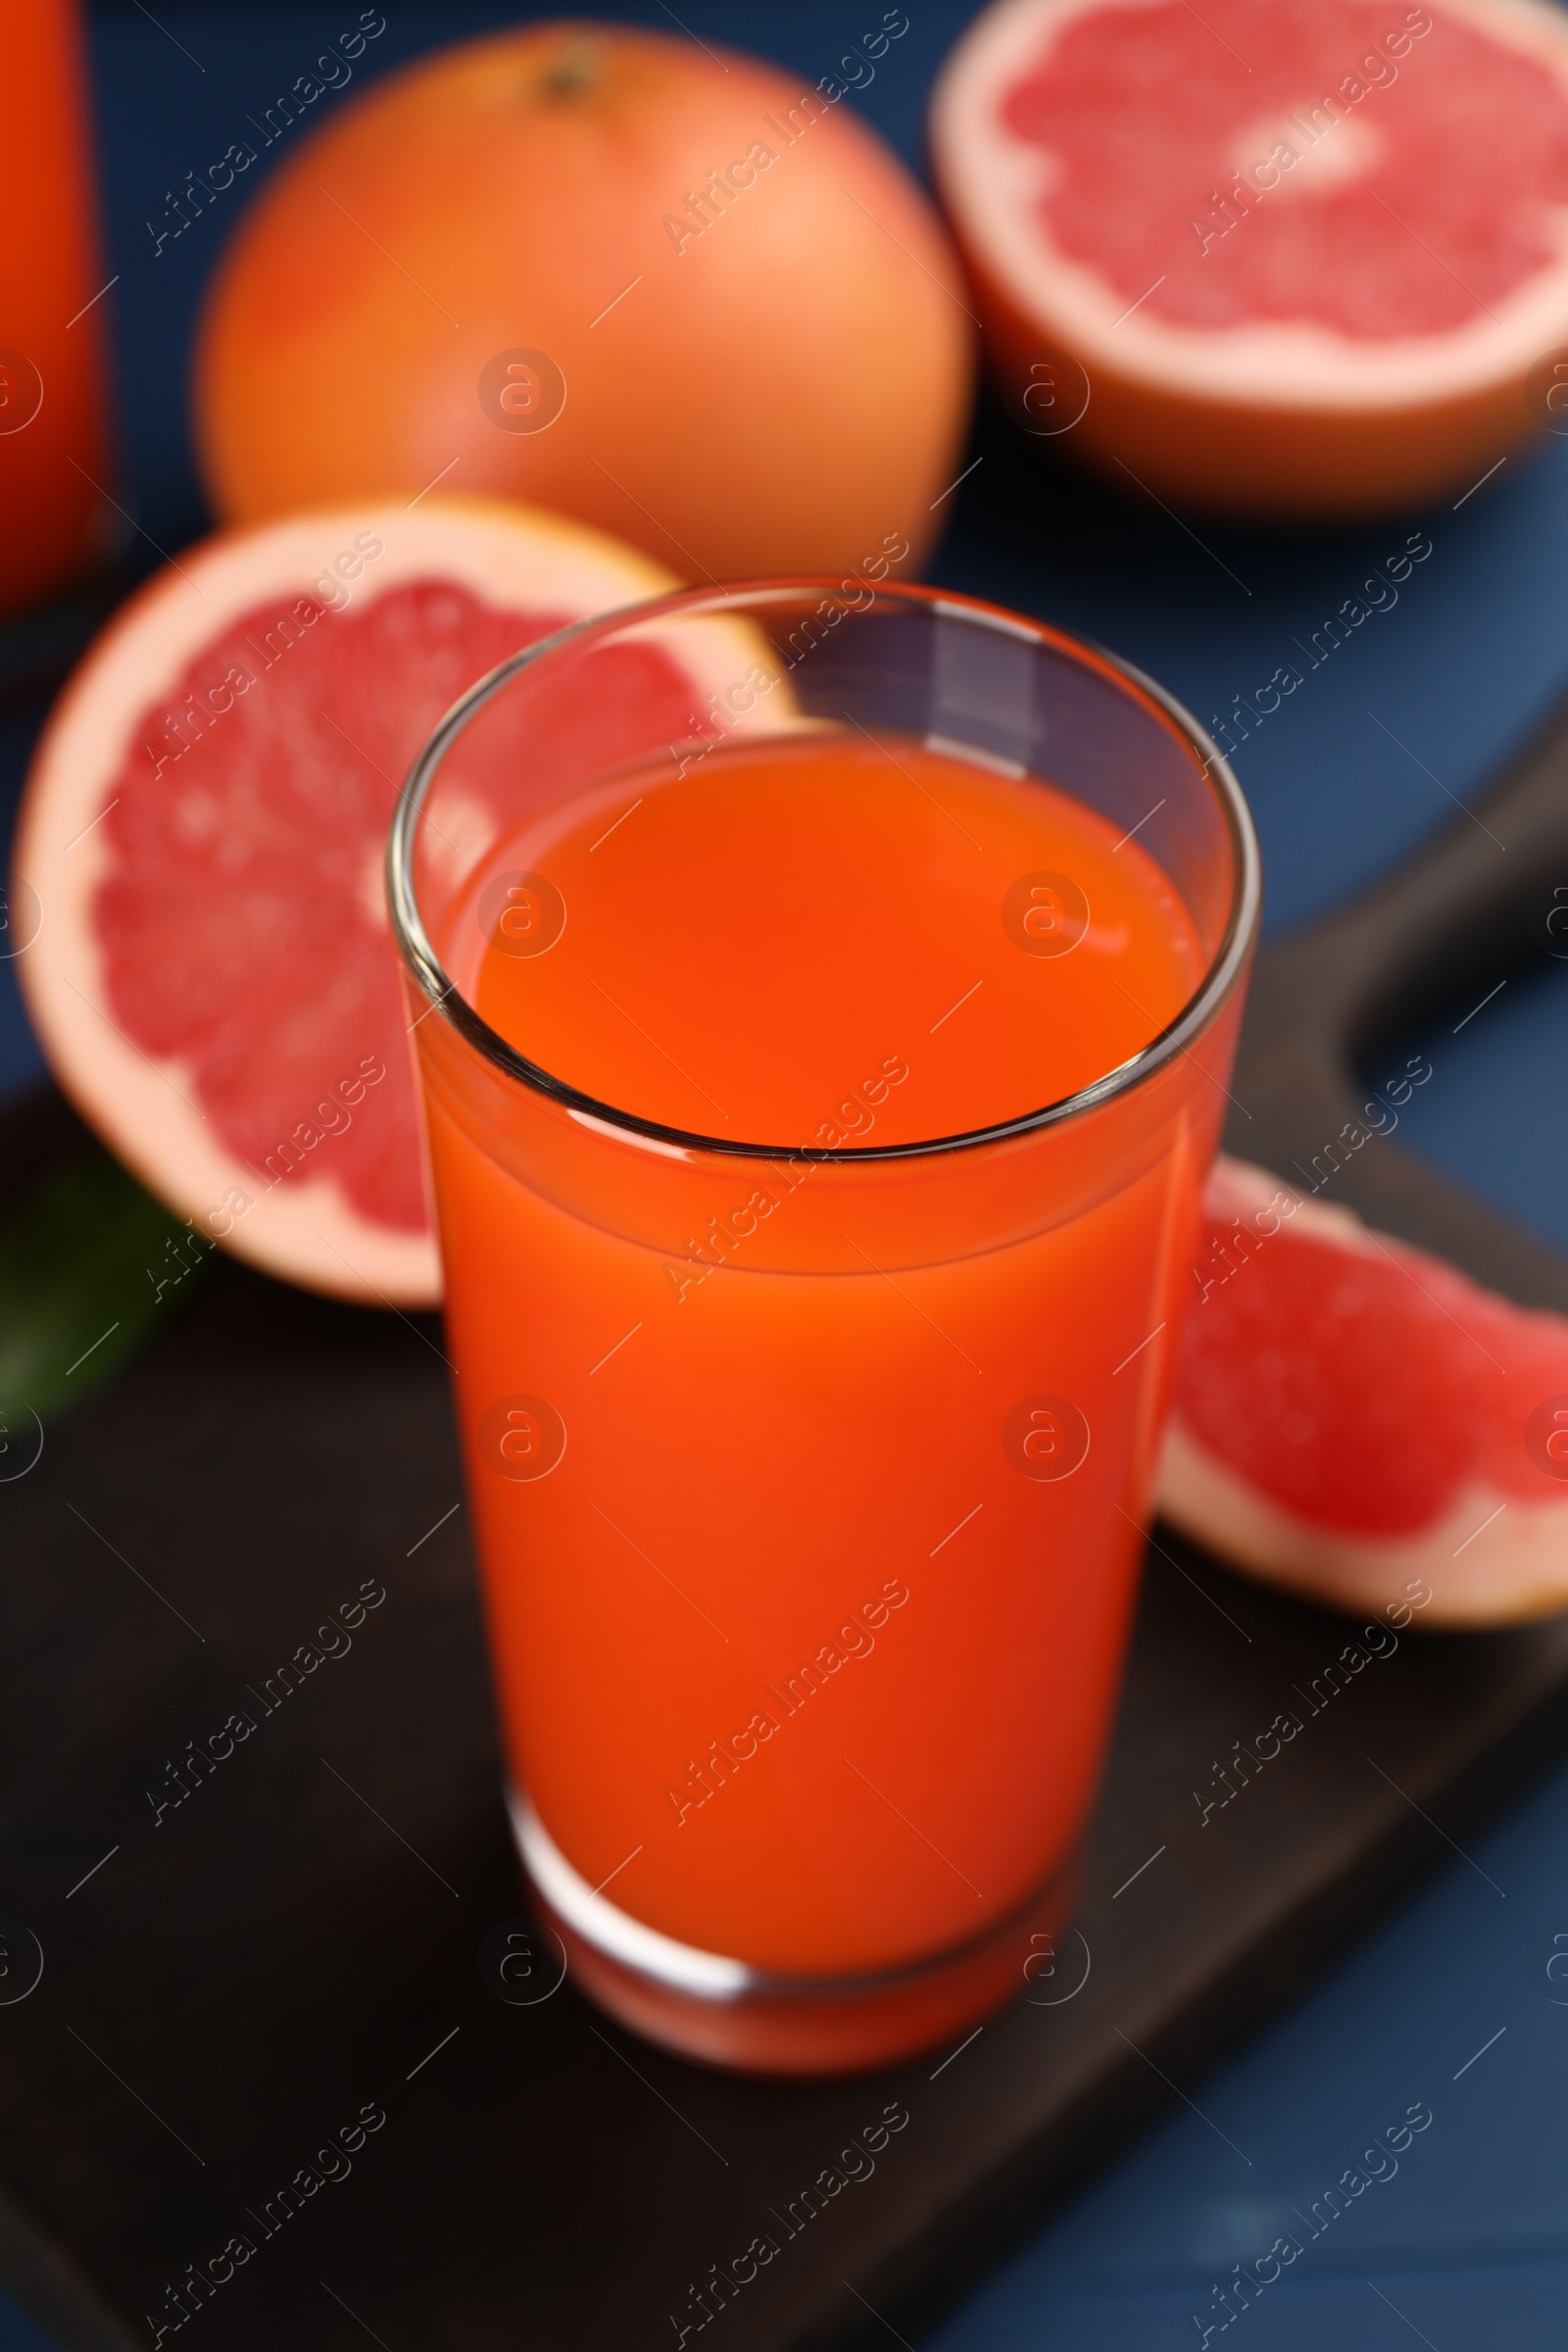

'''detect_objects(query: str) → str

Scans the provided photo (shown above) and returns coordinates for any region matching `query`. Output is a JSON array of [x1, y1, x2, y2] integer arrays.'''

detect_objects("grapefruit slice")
[[11, 499, 718, 1306], [931, 0, 1568, 515], [1160, 1155, 1568, 1626]]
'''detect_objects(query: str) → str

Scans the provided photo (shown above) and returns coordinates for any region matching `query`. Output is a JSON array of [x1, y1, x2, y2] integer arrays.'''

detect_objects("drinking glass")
[[388, 580, 1259, 2073]]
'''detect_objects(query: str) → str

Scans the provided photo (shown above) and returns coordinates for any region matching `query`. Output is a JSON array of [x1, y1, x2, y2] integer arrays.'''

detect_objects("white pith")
[[1161, 1419, 1568, 1625], [13, 499, 702, 1308], [931, 0, 1568, 412]]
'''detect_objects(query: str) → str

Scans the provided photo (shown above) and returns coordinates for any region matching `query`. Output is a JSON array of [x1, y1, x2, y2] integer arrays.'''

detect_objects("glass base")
[[509, 1789, 1080, 2077]]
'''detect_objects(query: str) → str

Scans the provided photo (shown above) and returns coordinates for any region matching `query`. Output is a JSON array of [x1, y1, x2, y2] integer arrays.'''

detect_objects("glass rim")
[[386, 578, 1262, 1165]]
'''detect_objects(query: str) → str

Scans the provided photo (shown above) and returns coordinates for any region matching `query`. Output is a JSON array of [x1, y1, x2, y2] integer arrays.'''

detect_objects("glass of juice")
[[0, 0, 115, 618], [388, 581, 1259, 2075]]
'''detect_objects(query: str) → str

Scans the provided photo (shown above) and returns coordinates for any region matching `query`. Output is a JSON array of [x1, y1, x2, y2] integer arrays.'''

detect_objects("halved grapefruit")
[[1161, 1155, 1568, 1626], [11, 499, 720, 1306], [931, 0, 1568, 515]]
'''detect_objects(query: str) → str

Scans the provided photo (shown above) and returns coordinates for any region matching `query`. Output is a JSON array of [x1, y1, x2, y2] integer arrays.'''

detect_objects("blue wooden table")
[[3, 6, 1566, 2344]]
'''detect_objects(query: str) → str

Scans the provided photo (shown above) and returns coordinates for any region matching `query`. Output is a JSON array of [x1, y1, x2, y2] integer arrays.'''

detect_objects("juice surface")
[[467, 734, 1202, 1141], [424, 728, 1223, 1979]]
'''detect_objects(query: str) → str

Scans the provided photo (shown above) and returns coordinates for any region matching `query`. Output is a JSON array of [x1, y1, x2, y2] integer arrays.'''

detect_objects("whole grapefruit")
[[932, 0, 1568, 517], [194, 23, 974, 581]]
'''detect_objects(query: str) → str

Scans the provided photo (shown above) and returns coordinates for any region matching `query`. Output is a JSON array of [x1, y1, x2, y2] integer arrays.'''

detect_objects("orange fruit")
[[193, 24, 974, 580], [931, 0, 1568, 516], [10, 498, 730, 1306]]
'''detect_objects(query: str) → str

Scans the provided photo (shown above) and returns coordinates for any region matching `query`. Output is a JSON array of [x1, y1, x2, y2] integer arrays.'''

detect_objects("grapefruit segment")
[[931, 0, 1568, 514], [12, 499, 730, 1306], [1160, 1155, 1568, 1625]]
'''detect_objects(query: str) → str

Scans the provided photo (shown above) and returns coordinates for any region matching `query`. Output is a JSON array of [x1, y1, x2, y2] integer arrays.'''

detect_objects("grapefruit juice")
[[416, 732, 1225, 2020], [394, 581, 1258, 2070]]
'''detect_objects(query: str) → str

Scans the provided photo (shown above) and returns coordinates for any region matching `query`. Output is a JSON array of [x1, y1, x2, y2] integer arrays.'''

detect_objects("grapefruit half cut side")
[[12, 499, 752, 1307], [1160, 1155, 1568, 1626], [931, 0, 1568, 515]]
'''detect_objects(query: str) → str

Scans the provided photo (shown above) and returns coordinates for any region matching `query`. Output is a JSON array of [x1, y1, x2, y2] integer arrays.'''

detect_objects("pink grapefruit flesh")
[[1161, 1155, 1568, 1625], [12, 500, 708, 1306], [931, 0, 1568, 514]]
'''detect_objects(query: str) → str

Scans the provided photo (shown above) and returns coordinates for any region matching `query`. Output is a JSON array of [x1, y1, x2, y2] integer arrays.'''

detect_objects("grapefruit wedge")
[[1160, 1155, 1568, 1626], [931, 0, 1568, 515], [11, 499, 718, 1307]]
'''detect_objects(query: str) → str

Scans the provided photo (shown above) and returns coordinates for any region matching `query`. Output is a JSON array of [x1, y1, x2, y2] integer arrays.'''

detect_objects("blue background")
[[3, 5, 1567, 2344]]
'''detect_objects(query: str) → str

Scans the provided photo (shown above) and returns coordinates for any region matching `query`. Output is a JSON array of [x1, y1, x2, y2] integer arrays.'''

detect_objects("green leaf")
[[0, 1150, 213, 1423]]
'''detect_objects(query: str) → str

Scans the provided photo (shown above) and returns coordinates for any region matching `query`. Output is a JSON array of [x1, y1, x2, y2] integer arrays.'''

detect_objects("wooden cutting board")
[[2, 697, 1568, 2352]]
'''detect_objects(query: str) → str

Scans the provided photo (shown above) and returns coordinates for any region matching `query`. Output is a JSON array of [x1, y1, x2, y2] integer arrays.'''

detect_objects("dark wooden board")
[[4, 699, 1568, 2352]]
